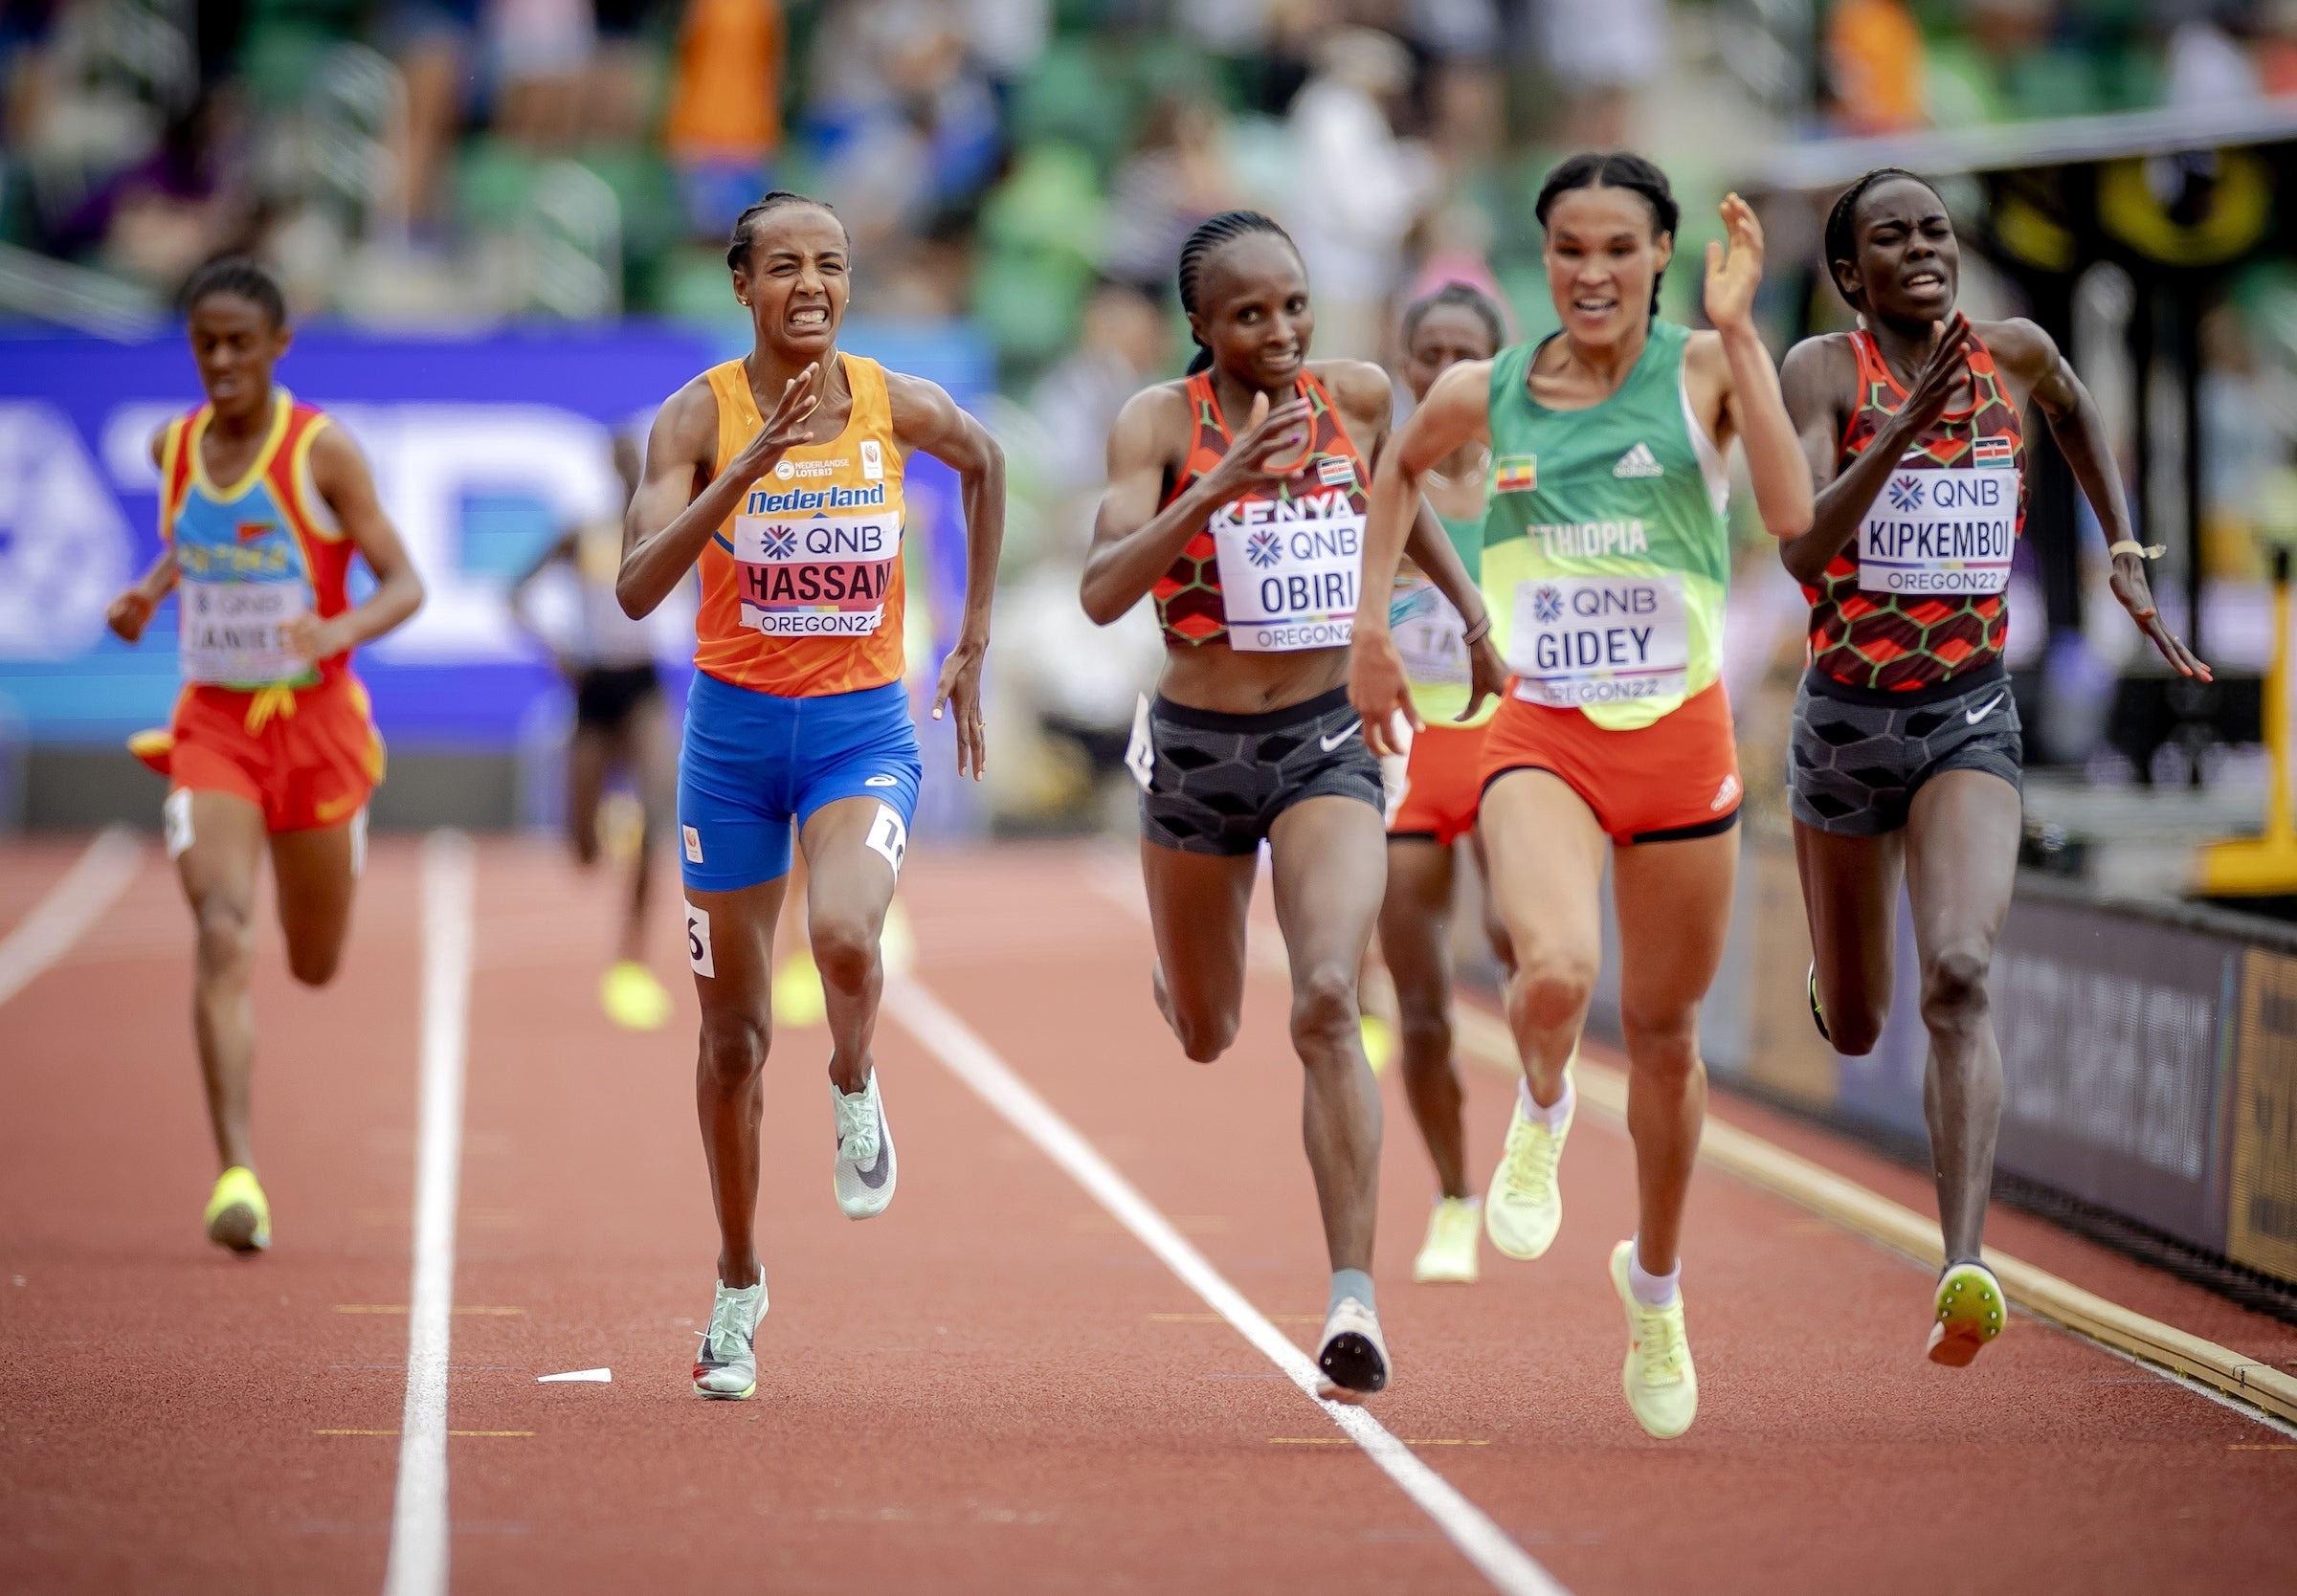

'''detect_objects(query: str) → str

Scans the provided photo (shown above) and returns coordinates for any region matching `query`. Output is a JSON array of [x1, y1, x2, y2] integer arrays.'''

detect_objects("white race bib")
[[1857, 467, 2017, 596], [178, 579, 312, 685], [1211, 506, 1362, 653], [1388, 572, 1468, 687], [731, 509, 903, 636], [1507, 573, 1688, 708]]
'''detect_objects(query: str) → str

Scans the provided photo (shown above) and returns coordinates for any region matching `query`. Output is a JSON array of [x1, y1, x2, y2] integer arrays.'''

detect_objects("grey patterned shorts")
[[1131, 685, 1385, 855], [1789, 666, 2022, 837]]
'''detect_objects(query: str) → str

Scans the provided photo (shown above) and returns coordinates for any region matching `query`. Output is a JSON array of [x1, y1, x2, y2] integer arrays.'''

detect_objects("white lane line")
[[0, 827, 145, 1007], [383, 831, 477, 1596], [883, 976, 1567, 1596]]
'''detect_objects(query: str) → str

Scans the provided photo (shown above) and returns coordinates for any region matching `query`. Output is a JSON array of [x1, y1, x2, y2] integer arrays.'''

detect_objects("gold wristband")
[[2108, 539, 2165, 559]]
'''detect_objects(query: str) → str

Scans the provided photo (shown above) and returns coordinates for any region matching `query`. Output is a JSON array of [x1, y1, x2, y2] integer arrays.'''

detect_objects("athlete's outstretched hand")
[[931, 638, 988, 780], [1703, 193, 1766, 334], [1460, 632, 1507, 723], [1201, 389, 1312, 505], [1351, 626, 1417, 757], [2110, 554, 2212, 681], [732, 362, 822, 478], [1895, 313, 1974, 440]]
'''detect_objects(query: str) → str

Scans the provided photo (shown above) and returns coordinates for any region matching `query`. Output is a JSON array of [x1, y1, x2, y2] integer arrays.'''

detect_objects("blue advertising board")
[[0, 321, 988, 766]]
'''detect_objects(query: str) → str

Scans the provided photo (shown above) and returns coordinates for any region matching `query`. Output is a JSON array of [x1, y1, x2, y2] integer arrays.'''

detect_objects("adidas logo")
[[1613, 442, 1662, 479]]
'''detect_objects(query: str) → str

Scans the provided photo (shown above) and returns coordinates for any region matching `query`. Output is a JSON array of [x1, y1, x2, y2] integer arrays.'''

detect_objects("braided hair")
[[182, 256, 286, 327], [1400, 280, 1505, 357], [1175, 210, 1299, 375], [725, 189, 850, 274], [1821, 166, 1944, 309], [1534, 151, 1681, 317]]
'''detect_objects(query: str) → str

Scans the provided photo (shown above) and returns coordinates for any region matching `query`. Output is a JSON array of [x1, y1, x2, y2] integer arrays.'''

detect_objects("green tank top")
[[1387, 508, 1494, 727], [1481, 320, 1731, 731]]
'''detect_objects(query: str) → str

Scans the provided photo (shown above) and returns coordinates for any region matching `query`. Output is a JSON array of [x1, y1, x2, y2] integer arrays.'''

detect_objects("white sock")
[[1517, 1072, 1573, 1130], [1627, 1239, 1680, 1308]]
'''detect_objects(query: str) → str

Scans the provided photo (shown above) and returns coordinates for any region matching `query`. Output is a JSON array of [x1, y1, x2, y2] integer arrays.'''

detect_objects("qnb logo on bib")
[[1210, 491, 1364, 654], [733, 509, 902, 635], [1509, 572, 1689, 707], [1857, 467, 2017, 596]]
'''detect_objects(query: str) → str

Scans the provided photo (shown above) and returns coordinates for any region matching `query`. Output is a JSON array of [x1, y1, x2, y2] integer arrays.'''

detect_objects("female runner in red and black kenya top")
[[1080, 210, 1504, 1403], [1775, 167, 2206, 1365]]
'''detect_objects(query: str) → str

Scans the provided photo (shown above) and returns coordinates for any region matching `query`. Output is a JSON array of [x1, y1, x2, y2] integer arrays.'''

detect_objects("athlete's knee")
[[1395, 1003, 1455, 1076], [1920, 946, 1994, 1039], [1511, 949, 1596, 1032], [809, 910, 880, 994], [698, 1009, 769, 1088], [1619, 1001, 1702, 1088], [1288, 964, 1360, 1059], [192, 897, 256, 976]]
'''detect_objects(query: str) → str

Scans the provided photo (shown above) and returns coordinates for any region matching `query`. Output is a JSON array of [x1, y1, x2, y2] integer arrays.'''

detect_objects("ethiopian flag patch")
[[1493, 454, 1538, 494]]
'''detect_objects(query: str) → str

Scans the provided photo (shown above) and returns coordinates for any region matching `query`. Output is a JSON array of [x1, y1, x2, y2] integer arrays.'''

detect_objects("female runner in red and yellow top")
[[1777, 168, 2205, 1365], [617, 192, 1003, 1400], [103, 257, 425, 1254], [1082, 211, 1502, 1401]]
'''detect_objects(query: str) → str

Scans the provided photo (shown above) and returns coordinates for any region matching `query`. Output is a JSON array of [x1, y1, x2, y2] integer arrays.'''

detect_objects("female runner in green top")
[[1351, 154, 1813, 1440]]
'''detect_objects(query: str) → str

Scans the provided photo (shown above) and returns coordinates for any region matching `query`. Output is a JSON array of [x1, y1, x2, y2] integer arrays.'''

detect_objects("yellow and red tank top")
[[695, 352, 906, 698], [1152, 368, 1371, 654], [1804, 328, 2027, 696], [158, 388, 353, 693]]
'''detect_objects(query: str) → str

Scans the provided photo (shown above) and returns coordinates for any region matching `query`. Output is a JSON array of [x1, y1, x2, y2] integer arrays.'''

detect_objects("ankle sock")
[[1627, 1239, 1680, 1308], [1328, 1268, 1376, 1317], [1517, 1071, 1574, 1129]]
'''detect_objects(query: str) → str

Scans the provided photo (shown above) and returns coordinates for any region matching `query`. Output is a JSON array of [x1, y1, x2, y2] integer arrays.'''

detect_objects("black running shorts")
[[573, 661, 661, 733], [1130, 685, 1385, 855], [1789, 664, 2022, 837]]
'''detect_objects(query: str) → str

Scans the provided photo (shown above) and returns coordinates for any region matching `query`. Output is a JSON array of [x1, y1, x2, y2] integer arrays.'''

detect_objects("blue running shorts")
[[678, 671, 923, 892]]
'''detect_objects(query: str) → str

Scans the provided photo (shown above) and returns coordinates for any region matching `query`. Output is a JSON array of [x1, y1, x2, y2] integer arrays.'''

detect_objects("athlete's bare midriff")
[[1155, 638, 1350, 716]]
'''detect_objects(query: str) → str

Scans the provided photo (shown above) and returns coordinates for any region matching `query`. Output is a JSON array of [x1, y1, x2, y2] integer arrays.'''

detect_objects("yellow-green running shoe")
[[1927, 1261, 2005, 1366], [600, 960, 673, 1031], [1412, 1196, 1482, 1283], [1484, 1070, 1573, 1259], [204, 1166, 270, 1253], [1360, 1013, 1395, 1076], [773, 948, 828, 1029], [1610, 1240, 1697, 1439]]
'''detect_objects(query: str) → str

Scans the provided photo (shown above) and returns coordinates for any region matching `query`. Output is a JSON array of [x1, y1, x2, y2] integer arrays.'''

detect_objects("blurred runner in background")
[[511, 432, 676, 1031]]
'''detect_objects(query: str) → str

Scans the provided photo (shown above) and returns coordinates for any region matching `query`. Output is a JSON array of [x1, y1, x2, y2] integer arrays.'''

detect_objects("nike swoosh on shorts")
[[1965, 692, 2007, 726], [1319, 720, 1363, 752]]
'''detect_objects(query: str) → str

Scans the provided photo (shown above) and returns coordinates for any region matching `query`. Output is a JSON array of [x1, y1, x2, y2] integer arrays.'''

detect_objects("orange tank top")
[[693, 353, 907, 698]]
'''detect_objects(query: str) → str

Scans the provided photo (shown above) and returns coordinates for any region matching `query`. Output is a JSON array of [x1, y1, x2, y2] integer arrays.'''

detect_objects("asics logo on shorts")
[[864, 774, 899, 787], [1320, 720, 1363, 752], [1964, 692, 2006, 726]]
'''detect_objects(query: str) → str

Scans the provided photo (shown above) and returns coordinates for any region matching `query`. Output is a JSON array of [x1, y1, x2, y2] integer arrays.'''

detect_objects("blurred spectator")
[[959, 0, 1049, 87], [585, 0, 660, 144], [1028, 280, 1168, 499], [2164, 6, 2262, 109], [1825, 0, 1929, 136], [1100, 94, 1240, 299], [1538, 0, 1667, 145], [663, 0, 784, 241], [1284, 27, 1432, 362], [383, 0, 480, 234], [491, 0, 595, 150]]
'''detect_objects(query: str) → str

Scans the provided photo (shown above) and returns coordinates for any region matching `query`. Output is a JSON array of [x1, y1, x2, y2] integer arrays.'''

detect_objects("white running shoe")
[[1484, 1073, 1573, 1260], [1314, 1296, 1392, 1403], [691, 1277, 766, 1400], [1412, 1196, 1482, 1284], [1610, 1240, 1697, 1439], [831, 1069, 897, 1219]]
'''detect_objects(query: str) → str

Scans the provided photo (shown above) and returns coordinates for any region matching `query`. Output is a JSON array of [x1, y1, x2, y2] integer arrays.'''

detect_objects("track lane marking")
[[883, 975, 1569, 1596], [383, 831, 477, 1596], [1082, 852, 2297, 1434], [0, 827, 144, 1008]]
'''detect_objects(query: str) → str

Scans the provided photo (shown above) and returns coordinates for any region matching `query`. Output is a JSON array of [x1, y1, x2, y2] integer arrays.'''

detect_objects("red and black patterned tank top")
[[1152, 369, 1372, 648], [1804, 328, 2027, 696]]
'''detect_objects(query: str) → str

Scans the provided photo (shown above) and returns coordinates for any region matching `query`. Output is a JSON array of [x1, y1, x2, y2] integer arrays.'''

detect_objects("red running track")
[[2, 834, 2294, 1594]]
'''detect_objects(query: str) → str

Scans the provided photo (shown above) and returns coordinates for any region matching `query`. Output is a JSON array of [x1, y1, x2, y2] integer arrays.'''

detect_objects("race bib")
[[1857, 467, 2017, 596], [1507, 573, 1688, 708], [1211, 506, 1362, 653], [1388, 572, 1468, 687], [178, 578, 313, 686], [731, 509, 903, 636]]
